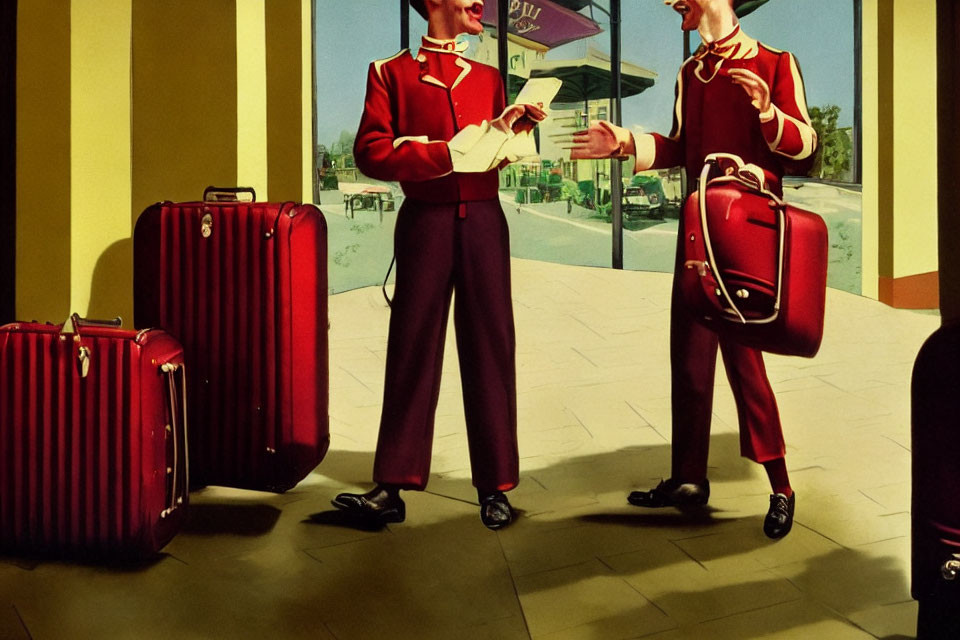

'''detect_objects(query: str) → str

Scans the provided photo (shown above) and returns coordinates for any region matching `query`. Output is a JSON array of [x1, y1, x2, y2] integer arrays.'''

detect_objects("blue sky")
[[315, 0, 855, 148]]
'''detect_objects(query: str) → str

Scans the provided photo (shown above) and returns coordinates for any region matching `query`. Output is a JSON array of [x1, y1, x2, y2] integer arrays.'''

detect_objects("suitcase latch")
[[683, 260, 710, 277], [200, 212, 213, 238], [943, 555, 960, 580]]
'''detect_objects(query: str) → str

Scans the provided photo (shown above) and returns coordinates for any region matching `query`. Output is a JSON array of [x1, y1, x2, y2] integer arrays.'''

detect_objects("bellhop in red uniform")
[[571, 0, 817, 539], [333, 0, 545, 530]]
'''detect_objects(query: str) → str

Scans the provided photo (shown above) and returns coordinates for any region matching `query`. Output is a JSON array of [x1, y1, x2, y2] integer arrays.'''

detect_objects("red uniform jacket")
[[650, 25, 817, 194], [354, 39, 506, 203]]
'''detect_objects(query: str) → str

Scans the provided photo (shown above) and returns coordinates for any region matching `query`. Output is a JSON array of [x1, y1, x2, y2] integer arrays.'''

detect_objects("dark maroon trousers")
[[372, 198, 519, 492], [669, 220, 785, 482]]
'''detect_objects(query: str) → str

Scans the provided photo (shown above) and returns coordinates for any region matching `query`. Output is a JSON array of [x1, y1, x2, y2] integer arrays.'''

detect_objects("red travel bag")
[[0, 315, 188, 558], [133, 187, 329, 492], [679, 153, 828, 358]]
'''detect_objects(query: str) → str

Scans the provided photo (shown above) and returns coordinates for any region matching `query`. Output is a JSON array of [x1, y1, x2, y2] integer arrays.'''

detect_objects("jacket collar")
[[693, 25, 759, 61], [416, 37, 473, 90]]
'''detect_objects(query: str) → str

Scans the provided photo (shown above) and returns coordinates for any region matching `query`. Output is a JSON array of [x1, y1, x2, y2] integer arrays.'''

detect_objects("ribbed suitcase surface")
[[0, 322, 187, 558], [134, 199, 329, 492]]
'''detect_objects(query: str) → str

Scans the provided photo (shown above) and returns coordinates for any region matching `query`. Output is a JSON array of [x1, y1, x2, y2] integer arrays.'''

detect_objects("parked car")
[[622, 174, 665, 219], [339, 182, 395, 223]]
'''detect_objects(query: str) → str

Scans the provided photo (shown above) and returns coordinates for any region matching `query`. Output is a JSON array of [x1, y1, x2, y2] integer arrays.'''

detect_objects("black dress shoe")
[[479, 491, 513, 530], [763, 492, 795, 539], [627, 478, 710, 509], [331, 485, 405, 525]]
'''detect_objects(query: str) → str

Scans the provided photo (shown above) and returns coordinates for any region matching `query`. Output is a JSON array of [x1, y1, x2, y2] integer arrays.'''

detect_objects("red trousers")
[[669, 223, 785, 482], [373, 199, 519, 492]]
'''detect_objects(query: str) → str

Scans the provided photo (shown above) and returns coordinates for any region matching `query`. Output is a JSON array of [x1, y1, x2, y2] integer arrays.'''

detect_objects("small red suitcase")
[[679, 153, 828, 358], [0, 315, 188, 558], [133, 187, 329, 492]]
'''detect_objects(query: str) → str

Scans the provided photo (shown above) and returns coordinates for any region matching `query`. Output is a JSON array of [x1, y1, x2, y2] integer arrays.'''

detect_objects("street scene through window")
[[315, 0, 859, 296]]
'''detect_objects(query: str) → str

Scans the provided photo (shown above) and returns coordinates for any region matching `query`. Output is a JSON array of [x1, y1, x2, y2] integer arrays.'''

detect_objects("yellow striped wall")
[[15, 0, 313, 323]]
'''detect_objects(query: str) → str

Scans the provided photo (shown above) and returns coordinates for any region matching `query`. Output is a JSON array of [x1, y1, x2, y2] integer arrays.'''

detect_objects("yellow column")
[[886, 0, 938, 306], [302, 0, 314, 203], [70, 0, 133, 321], [860, 0, 879, 300], [872, 0, 939, 309], [237, 0, 269, 198]]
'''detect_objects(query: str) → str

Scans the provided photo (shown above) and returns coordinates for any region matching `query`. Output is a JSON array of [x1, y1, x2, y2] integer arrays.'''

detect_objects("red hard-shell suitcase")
[[0, 315, 188, 558], [679, 153, 828, 358], [133, 187, 329, 492]]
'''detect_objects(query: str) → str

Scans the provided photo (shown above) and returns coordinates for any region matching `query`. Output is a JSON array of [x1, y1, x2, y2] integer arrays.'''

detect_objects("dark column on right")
[[938, 0, 960, 324]]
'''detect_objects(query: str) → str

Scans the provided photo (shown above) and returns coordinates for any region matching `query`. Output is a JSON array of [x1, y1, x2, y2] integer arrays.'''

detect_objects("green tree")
[[808, 104, 852, 181]]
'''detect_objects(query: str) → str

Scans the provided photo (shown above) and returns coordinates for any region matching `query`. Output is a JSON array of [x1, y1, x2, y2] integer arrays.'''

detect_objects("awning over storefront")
[[481, 0, 602, 51], [527, 46, 657, 107]]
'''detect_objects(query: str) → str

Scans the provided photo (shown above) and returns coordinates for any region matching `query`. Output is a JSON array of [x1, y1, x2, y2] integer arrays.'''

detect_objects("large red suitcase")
[[679, 153, 828, 358], [0, 316, 188, 558], [133, 187, 329, 492]]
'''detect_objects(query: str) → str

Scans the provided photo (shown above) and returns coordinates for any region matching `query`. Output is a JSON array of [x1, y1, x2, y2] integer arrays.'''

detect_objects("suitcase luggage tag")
[[63, 313, 122, 378]]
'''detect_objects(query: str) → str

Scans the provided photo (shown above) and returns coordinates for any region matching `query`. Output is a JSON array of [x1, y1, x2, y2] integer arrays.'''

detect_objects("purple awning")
[[481, 0, 602, 50]]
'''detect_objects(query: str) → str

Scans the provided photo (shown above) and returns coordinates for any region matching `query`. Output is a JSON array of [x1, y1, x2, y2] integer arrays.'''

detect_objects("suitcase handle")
[[69, 313, 122, 333], [203, 186, 257, 202], [160, 362, 188, 519], [696, 154, 786, 326]]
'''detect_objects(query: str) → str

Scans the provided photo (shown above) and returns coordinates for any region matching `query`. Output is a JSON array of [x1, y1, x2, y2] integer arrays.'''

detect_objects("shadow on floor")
[[312, 430, 756, 501], [180, 501, 283, 537]]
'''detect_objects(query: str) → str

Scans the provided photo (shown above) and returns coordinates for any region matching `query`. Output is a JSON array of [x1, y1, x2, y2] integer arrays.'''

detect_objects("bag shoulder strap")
[[697, 154, 786, 325]]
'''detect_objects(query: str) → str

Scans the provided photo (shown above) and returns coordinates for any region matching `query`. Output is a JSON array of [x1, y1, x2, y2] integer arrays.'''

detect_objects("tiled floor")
[[0, 258, 938, 639]]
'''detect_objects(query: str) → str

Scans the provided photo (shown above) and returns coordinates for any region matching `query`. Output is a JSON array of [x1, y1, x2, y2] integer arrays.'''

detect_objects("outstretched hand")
[[728, 68, 772, 114], [492, 103, 549, 135], [568, 120, 631, 160]]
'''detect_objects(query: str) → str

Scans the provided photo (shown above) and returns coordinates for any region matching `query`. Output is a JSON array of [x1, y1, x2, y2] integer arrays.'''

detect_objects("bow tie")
[[695, 39, 736, 60]]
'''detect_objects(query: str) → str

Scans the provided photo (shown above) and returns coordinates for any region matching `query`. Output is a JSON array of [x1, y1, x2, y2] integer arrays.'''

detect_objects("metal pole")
[[401, 0, 410, 50], [610, 0, 623, 269], [498, 0, 509, 90]]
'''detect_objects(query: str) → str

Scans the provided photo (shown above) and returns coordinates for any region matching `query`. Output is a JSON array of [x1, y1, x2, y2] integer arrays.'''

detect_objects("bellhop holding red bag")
[[333, 0, 546, 530], [571, 0, 817, 539]]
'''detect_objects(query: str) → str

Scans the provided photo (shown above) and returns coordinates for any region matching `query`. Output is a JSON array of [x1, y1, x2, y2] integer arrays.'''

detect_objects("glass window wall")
[[315, 1, 861, 295], [315, 0, 402, 294]]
